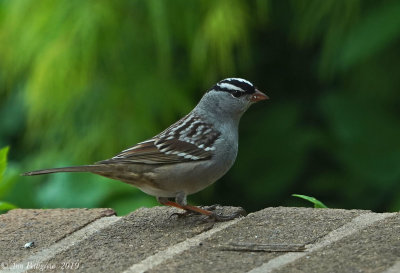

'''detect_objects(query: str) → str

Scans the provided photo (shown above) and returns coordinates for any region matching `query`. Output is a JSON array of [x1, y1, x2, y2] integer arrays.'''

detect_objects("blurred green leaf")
[[36, 173, 113, 208], [292, 194, 328, 208], [339, 0, 400, 70], [0, 146, 8, 182], [0, 0, 400, 214], [0, 201, 17, 212], [291, 0, 361, 78], [191, 0, 249, 78], [0, 146, 18, 212], [107, 195, 158, 216], [0, 162, 20, 198], [320, 93, 400, 185]]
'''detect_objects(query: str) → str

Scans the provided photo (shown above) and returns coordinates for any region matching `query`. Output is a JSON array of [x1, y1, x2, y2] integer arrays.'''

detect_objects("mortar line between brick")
[[247, 212, 396, 273], [0, 216, 121, 273], [122, 217, 243, 273]]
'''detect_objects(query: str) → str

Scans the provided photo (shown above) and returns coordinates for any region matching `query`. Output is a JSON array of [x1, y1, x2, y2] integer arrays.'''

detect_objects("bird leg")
[[163, 202, 244, 221], [157, 196, 213, 217]]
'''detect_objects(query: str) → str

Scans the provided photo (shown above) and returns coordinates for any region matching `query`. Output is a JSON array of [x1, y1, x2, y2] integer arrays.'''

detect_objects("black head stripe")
[[211, 78, 255, 96]]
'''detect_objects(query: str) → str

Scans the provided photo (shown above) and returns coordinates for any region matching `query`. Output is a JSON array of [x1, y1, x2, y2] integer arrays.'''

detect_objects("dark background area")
[[1, 0, 400, 215]]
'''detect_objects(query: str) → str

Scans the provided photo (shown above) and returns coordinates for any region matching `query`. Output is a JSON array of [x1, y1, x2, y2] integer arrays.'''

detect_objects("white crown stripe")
[[225, 78, 253, 86], [218, 82, 244, 92]]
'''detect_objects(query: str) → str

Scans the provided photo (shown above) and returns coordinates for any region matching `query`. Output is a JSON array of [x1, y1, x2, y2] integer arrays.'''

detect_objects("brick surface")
[[148, 207, 367, 273], [41, 206, 244, 273], [275, 213, 400, 273], [0, 207, 398, 273], [0, 208, 115, 264]]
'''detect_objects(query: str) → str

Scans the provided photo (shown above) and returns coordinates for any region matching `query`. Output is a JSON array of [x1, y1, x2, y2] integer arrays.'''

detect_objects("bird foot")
[[169, 210, 195, 219], [170, 205, 246, 222], [200, 204, 220, 211], [208, 207, 247, 222]]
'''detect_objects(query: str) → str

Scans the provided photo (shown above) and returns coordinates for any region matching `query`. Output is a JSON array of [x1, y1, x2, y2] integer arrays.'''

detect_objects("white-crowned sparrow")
[[23, 78, 268, 220]]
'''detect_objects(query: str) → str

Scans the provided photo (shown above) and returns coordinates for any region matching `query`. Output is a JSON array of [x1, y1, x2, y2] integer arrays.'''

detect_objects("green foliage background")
[[1, 0, 400, 214]]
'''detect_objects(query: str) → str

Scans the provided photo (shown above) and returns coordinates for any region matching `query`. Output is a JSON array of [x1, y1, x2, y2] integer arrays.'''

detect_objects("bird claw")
[[169, 210, 196, 219], [170, 206, 246, 222], [200, 204, 220, 211], [169, 204, 220, 219], [209, 209, 246, 222]]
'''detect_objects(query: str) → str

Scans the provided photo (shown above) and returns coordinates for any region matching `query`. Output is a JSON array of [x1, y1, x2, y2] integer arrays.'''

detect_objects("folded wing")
[[98, 114, 221, 165]]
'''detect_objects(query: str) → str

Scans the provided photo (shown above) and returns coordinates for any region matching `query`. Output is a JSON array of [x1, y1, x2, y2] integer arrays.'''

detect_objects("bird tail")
[[21, 165, 102, 176]]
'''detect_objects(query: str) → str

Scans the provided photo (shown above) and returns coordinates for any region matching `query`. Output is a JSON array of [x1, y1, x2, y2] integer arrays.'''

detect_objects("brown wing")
[[98, 114, 221, 165]]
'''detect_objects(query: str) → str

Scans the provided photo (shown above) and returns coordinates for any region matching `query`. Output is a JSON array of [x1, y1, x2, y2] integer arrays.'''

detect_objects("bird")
[[22, 78, 269, 220]]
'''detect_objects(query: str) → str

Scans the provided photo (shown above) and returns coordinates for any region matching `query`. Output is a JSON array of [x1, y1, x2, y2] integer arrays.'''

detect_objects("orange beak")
[[250, 89, 269, 102]]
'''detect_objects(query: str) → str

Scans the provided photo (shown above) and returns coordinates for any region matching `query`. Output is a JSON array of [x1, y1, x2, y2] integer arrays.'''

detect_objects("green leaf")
[[292, 194, 328, 208], [0, 201, 17, 211], [0, 146, 9, 182]]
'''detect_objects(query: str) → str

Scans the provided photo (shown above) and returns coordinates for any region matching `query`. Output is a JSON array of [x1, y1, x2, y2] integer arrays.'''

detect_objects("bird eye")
[[231, 91, 242, 98]]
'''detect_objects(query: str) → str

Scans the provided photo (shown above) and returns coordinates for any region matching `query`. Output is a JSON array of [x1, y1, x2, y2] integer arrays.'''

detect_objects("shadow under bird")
[[22, 78, 269, 221]]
